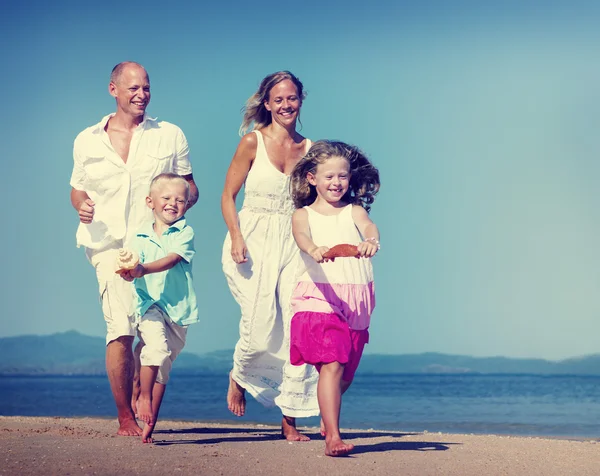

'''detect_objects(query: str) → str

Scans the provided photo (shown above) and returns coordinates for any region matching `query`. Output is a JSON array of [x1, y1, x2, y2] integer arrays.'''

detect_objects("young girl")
[[289, 140, 380, 457]]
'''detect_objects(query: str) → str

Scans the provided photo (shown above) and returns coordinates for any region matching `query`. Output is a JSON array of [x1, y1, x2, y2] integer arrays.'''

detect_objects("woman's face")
[[264, 79, 302, 128]]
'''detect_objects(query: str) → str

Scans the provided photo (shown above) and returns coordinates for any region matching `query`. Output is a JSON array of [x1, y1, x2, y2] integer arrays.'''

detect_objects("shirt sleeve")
[[70, 136, 87, 190], [172, 127, 193, 176], [167, 225, 195, 263]]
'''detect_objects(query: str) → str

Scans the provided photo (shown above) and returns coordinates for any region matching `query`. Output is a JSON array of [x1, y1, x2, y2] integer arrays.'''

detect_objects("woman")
[[222, 71, 319, 440]]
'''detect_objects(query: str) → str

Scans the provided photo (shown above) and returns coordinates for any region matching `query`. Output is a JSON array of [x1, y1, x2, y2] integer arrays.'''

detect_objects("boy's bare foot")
[[281, 416, 310, 441], [141, 422, 155, 443], [227, 372, 246, 417], [325, 436, 354, 457], [116, 417, 143, 436], [137, 397, 153, 425]]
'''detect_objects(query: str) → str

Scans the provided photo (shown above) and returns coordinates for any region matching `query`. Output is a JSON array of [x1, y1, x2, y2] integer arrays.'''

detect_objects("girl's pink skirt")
[[290, 311, 369, 381]]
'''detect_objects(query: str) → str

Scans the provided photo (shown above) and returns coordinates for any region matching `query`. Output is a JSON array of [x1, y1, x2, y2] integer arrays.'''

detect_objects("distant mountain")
[[1, 331, 600, 376]]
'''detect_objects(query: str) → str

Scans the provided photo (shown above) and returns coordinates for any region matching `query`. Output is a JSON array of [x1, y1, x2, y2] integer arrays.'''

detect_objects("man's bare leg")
[[141, 381, 166, 443], [106, 335, 142, 436], [227, 371, 246, 416], [320, 379, 352, 437], [282, 415, 310, 441], [131, 340, 143, 416]]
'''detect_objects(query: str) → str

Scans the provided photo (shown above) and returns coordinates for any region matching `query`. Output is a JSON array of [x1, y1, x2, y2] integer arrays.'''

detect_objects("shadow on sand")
[[153, 426, 456, 453]]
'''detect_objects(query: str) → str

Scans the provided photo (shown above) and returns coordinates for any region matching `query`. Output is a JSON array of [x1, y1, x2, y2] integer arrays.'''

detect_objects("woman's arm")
[[221, 133, 257, 263]]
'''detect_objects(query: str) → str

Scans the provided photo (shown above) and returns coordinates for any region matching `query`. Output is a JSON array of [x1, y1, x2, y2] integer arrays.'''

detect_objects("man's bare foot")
[[117, 418, 143, 436], [141, 422, 155, 443], [281, 416, 310, 441], [137, 397, 153, 425], [325, 436, 354, 457], [320, 418, 326, 437], [227, 372, 246, 417]]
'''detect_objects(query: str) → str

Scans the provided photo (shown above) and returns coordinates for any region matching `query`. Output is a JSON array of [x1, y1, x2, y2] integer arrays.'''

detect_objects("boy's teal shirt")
[[131, 217, 199, 326]]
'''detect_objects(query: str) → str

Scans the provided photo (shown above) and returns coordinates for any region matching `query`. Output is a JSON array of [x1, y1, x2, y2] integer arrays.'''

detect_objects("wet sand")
[[2, 416, 600, 475]]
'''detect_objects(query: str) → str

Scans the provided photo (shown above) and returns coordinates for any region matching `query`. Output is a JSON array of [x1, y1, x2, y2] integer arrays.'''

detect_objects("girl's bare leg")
[[318, 363, 354, 456], [321, 378, 352, 437]]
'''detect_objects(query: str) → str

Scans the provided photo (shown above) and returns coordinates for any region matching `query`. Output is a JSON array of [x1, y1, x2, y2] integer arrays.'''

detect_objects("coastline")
[[2, 416, 600, 475]]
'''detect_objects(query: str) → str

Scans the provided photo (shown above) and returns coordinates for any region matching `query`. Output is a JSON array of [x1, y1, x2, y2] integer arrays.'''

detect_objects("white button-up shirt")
[[70, 114, 193, 250]]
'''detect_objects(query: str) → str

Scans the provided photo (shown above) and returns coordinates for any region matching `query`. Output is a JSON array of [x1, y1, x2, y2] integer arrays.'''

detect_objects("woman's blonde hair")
[[290, 140, 380, 211], [239, 71, 306, 136]]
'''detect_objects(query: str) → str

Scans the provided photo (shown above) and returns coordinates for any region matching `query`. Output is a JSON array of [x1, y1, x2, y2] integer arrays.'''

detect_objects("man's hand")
[[78, 198, 95, 224]]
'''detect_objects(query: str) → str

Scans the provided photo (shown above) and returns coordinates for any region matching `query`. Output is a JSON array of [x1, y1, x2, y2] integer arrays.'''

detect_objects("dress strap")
[[252, 130, 267, 165]]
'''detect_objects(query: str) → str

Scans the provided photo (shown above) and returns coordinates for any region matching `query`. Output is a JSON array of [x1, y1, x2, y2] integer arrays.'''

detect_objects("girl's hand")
[[357, 238, 380, 258], [231, 235, 248, 264], [309, 246, 330, 263]]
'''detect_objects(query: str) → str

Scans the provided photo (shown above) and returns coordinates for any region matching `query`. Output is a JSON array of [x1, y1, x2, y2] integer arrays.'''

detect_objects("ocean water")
[[2, 373, 600, 438]]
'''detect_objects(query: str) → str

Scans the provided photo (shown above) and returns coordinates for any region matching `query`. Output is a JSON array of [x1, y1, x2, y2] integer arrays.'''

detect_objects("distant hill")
[[1, 331, 600, 376]]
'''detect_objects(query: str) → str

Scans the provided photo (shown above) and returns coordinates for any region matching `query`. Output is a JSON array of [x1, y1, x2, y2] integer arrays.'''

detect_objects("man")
[[70, 61, 198, 436]]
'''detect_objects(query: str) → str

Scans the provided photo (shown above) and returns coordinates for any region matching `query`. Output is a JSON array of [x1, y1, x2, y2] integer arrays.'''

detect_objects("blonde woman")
[[221, 71, 319, 440]]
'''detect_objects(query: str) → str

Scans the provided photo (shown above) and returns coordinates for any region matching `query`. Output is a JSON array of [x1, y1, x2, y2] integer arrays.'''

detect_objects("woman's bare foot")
[[325, 436, 354, 457], [227, 372, 246, 416], [137, 396, 153, 425], [281, 416, 310, 441], [116, 417, 143, 436], [141, 422, 155, 443], [320, 418, 326, 437]]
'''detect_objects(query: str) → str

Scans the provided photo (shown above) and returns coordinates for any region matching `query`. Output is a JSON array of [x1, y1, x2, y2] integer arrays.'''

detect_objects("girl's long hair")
[[290, 140, 380, 211]]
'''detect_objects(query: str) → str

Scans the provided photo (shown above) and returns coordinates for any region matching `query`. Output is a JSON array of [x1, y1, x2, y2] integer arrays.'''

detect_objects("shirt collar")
[[93, 113, 158, 134], [137, 217, 187, 237]]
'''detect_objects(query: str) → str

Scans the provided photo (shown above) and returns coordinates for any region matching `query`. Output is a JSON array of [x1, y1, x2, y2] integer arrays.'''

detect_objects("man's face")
[[109, 64, 150, 118]]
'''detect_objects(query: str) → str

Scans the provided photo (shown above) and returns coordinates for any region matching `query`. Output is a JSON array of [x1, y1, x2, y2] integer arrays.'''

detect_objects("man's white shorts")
[[138, 305, 188, 385], [87, 244, 137, 345]]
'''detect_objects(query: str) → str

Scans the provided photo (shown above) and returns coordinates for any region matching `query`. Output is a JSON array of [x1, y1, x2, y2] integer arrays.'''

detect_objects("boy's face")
[[146, 181, 188, 226]]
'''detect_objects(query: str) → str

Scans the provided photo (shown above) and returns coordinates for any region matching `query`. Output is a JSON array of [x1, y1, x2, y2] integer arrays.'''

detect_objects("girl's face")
[[264, 79, 302, 128], [308, 156, 351, 204]]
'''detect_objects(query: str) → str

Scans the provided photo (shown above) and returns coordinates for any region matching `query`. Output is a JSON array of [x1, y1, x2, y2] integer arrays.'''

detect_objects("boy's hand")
[[128, 263, 146, 279], [309, 246, 330, 263], [117, 270, 134, 282]]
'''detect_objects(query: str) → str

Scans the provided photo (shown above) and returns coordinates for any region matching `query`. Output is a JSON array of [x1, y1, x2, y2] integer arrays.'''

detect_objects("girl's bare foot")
[[281, 416, 310, 441], [141, 422, 155, 443], [325, 436, 354, 457], [137, 396, 153, 425], [227, 372, 246, 416], [320, 418, 326, 437]]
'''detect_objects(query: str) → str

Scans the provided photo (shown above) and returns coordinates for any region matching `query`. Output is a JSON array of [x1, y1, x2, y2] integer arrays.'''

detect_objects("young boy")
[[119, 173, 198, 443]]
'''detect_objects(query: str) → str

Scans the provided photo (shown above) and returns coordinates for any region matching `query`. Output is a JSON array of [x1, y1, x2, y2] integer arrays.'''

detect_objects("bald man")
[[70, 62, 198, 436]]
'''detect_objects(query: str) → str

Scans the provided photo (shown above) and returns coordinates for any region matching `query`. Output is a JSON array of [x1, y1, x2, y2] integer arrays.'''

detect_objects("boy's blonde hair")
[[149, 173, 190, 201]]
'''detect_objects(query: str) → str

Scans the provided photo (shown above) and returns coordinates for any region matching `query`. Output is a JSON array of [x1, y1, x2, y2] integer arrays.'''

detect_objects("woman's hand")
[[231, 235, 248, 264]]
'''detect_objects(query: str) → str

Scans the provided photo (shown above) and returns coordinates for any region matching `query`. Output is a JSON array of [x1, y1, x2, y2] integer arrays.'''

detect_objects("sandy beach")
[[2, 416, 600, 475]]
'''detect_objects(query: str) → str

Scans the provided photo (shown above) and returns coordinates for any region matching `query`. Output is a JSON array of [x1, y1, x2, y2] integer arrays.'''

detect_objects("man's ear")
[[146, 196, 153, 209], [307, 172, 317, 186], [109, 81, 117, 98]]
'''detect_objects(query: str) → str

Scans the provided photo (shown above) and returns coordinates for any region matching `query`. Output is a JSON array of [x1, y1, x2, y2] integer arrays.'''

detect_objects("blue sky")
[[2, 0, 600, 360]]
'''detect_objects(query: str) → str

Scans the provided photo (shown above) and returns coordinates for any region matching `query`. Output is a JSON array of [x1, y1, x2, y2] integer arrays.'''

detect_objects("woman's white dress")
[[222, 130, 319, 417]]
